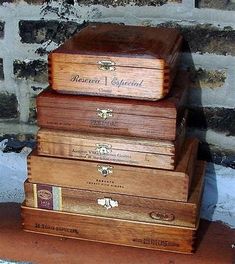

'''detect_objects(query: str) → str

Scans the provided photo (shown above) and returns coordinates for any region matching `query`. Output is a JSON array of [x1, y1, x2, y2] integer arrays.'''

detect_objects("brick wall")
[[0, 0, 235, 168]]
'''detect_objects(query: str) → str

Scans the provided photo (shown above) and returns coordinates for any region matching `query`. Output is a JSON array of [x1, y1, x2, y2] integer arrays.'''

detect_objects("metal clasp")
[[96, 144, 112, 155], [149, 211, 175, 222], [97, 108, 113, 120], [98, 60, 116, 71], [97, 198, 118, 209], [97, 165, 113, 177]]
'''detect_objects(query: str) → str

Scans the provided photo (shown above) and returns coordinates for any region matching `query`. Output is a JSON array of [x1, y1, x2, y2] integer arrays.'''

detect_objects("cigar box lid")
[[37, 71, 188, 120], [50, 23, 182, 69]]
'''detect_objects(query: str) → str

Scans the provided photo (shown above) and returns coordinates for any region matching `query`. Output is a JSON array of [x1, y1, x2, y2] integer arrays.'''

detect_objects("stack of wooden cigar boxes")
[[21, 24, 206, 254]]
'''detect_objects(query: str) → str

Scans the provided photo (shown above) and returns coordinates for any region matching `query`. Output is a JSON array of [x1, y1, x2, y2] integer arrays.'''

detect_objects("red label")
[[37, 184, 53, 210]]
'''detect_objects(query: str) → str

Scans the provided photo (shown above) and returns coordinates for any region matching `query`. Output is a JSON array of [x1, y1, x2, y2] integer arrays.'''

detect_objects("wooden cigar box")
[[37, 127, 186, 170], [24, 161, 205, 228], [48, 23, 182, 100], [37, 71, 188, 141], [21, 204, 198, 254], [28, 139, 198, 201]]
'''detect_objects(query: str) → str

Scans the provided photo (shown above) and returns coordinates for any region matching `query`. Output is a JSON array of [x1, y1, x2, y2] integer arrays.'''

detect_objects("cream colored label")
[[71, 148, 134, 164]]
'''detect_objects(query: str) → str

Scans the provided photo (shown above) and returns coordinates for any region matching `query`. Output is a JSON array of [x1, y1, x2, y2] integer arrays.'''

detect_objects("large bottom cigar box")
[[21, 204, 198, 254], [24, 161, 205, 228], [28, 139, 198, 202], [37, 126, 186, 170]]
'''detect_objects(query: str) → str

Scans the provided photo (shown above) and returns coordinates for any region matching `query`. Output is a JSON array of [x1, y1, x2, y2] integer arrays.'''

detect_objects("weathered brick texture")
[[188, 107, 235, 136], [198, 142, 235, 169], [28, 96, 36, 124], [159, 23, 235, 56], [13, 60, 48, 83], [190, 68, 226, 89], [0, 21, 4, 38], [76, 0, 181, 7], [197, 0, 235, 10], [0, 93, 18, 119], [0, 58, 4, 80], [19, 20, 86, 44], [1, 0, 181, 5], [19, 20, 235, 56], [0, 0, 45, 4]]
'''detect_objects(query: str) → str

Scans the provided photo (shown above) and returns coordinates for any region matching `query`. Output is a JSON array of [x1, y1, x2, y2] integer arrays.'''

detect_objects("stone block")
[[0, 58, 4, 80], [159, 22, 235, 56], [190, 68, 226, 89], [13, 60, 48, 83], [0, 93, 18, 119], [188, 107, 235, 136], [19, 20, 85, 44]]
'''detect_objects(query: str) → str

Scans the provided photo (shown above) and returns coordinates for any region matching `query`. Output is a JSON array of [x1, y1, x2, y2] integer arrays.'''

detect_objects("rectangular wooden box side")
[[48, 24, 182, 100], [21, 205, 196, 254], [40, 71, 188, 141], [28, 139, 197, 201], [37, 129, 176, 170], [24, 161, 205, 228]]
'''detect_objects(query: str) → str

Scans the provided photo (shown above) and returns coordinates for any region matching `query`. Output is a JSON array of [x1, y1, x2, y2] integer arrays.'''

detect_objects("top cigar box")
[[37, 71, 188, 141], [48, 23, 182, 100]]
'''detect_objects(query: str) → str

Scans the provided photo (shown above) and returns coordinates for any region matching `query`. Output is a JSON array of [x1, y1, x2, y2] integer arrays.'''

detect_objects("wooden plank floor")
[[0, 203, 234, 264]]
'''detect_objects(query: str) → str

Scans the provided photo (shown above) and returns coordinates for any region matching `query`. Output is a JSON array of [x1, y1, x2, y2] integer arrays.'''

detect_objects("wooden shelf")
[[0, 203, 234, 264]]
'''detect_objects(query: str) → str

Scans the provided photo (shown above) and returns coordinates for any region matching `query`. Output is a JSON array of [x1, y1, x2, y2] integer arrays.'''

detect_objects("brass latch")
[[97, 108, 113, 120], [96, 144, 112, 155], [97, 197, 118, 209], [98, 60, 116, 71], [97, 165, 113, 177], [149, 211, 175, 222]]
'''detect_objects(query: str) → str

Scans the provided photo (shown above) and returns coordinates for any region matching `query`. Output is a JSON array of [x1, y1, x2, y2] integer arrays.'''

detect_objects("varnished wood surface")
[[29, 139, 198, 201], [1, 203, 234, 264], [21, 204, 197, 254], [37, 128, 179, 169], [52, 24, 182, 63], [24, 161, 205, 228], [38, 71, 188, 140], [49, 23, 182, 99]]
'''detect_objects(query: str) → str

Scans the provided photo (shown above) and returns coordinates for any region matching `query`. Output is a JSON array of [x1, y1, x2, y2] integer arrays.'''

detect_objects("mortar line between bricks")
[[187, 128, 235, 151], [84, 5, 235, 27], [1, 3, 235, 28], [0, 122, 38, 135], [2, 14, 29, 122]]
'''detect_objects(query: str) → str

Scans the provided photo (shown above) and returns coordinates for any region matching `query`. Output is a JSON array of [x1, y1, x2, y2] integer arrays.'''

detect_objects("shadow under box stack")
[[21, 24, 206, 254]]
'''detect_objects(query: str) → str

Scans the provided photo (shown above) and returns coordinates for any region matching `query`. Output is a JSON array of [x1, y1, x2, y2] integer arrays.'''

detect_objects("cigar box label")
[[33, 184, 62, 210], [90, 120, 119, 129], [132, 238, 179, 248], [86, 179, 125, 190], [71, 148, 135, 164], [35, 223, 79, 234], [70, 74, 144, 89]]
